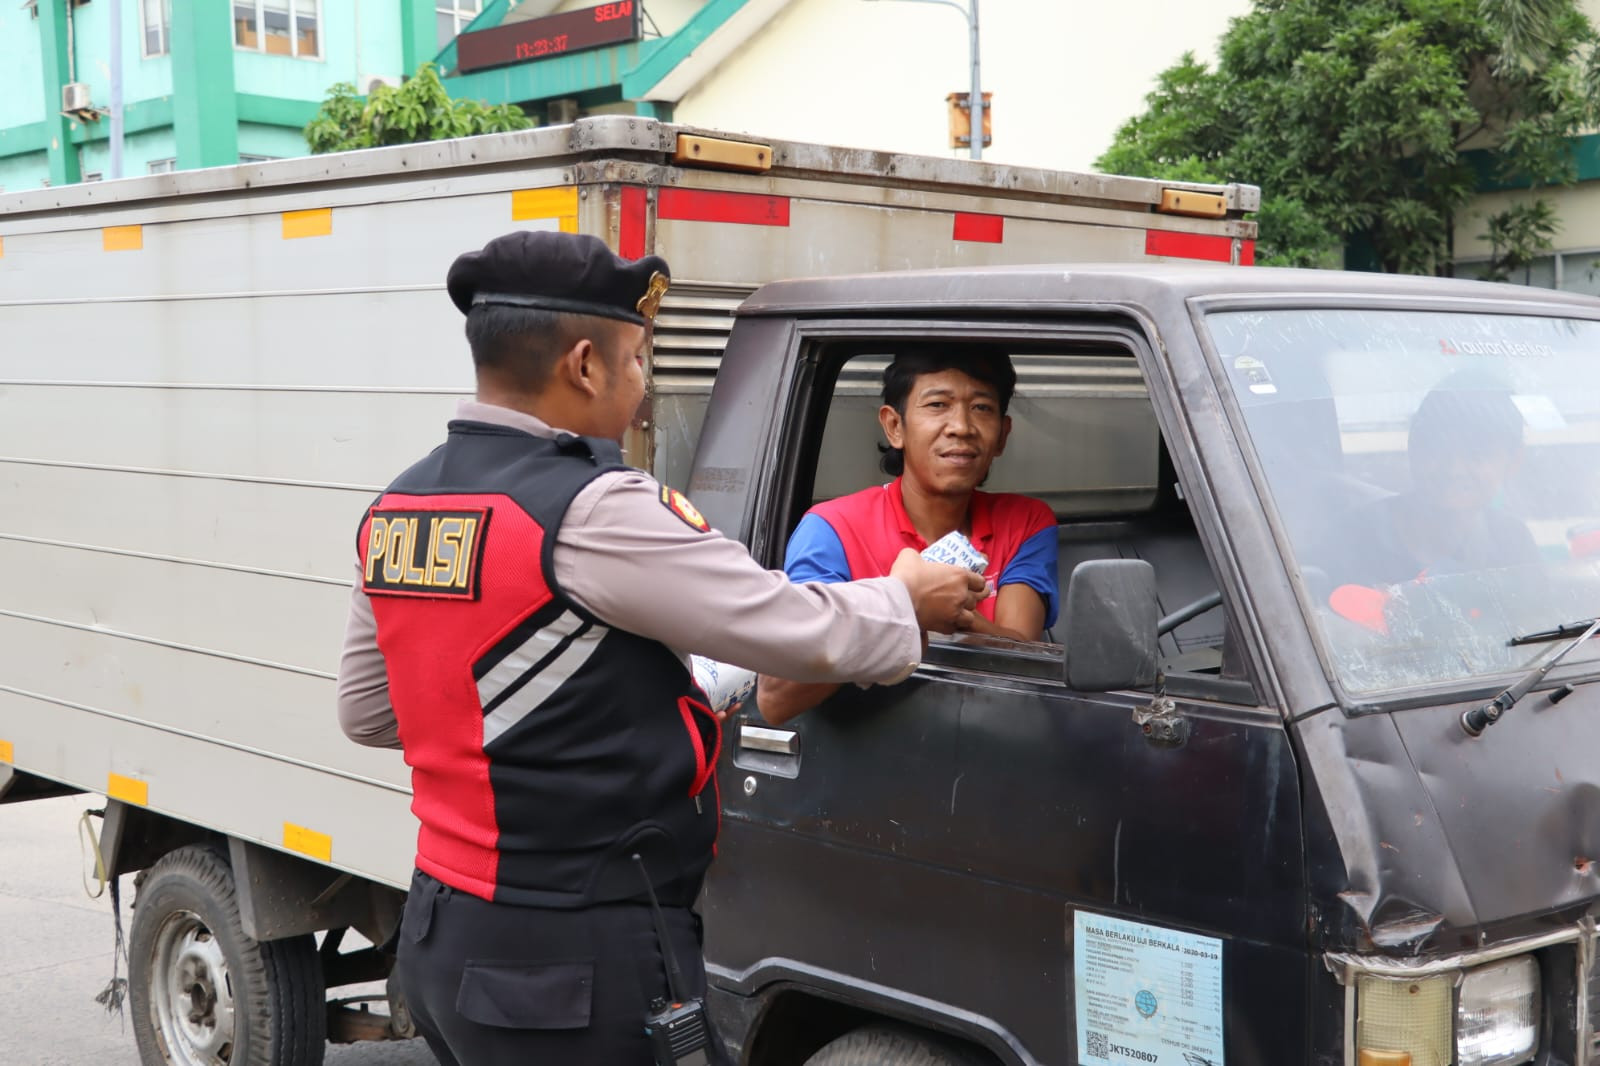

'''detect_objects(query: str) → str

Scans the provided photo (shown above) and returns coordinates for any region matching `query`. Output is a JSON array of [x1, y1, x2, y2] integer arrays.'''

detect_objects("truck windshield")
[[1206, 307, 1600, 696]]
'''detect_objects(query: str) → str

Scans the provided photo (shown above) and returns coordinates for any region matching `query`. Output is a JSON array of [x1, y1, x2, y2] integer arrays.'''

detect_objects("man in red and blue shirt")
[[758, 348, 1058, 723]]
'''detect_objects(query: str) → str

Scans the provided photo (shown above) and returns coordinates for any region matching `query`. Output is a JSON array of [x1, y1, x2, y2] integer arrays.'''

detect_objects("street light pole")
[[109, 0, 124, 179], [863, 0, 983, 160], [967, 0, 981, 161]]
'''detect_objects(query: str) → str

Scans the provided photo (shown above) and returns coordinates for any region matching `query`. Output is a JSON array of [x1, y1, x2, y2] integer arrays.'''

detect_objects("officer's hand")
[[890, 548, 985, 634]]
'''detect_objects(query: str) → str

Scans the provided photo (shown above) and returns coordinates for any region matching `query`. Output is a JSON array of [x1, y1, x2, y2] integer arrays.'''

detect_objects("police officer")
[[335, 230, 984, 1066]]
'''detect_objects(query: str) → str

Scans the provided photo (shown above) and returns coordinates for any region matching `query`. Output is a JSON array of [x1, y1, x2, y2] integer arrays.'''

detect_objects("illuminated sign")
[[456, 3, 641, 73]]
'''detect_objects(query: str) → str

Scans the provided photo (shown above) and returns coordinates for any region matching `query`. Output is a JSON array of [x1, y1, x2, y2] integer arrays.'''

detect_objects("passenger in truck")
[[1322, 373, 1544, 634], [756, 348, 1059, 724]]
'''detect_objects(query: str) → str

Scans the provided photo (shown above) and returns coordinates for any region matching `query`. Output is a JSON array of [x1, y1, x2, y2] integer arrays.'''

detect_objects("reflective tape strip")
[[482, 623, 608, 748], [1145, 229, 1254, 265], [953, 212, 1004, 243], [103, 225, 142, 252], [282, 208, 332, 240], [0, 236, 6, 257], [107, 773, 149, 806], [619, 186, 648, 258], [0, 739, 12, 764], [512, 187, 579, 232], [658, 187, 789, 227], [476, 610, 586, 710], [284, 822, 333, 862]]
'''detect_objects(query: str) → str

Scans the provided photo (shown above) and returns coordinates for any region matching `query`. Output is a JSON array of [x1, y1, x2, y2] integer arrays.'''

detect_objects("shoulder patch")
[[660, 486, 711, 533]]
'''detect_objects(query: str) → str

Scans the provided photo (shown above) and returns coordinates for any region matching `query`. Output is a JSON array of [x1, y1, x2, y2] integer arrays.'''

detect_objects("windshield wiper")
[[1462, 617, 1600, 737], [1509, 618, 1600, 646]]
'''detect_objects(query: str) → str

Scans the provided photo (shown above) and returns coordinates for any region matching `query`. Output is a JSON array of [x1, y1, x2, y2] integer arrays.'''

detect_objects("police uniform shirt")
[[337, 399, 924, 745]]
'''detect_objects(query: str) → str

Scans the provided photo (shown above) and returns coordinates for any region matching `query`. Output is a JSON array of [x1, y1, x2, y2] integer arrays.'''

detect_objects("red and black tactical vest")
[[358, 420, 721, 908]]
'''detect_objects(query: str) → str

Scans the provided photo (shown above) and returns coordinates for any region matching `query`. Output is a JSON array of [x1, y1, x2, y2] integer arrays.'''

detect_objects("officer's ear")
[[560, 338, 602, 398]]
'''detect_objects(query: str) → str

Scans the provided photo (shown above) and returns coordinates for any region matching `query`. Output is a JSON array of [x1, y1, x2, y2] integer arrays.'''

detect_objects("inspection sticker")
[[1074, 910, 1224, 1066]]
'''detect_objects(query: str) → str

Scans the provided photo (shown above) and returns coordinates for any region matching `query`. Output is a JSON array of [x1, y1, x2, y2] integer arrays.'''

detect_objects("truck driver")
[[756, 347, 1059, 725]]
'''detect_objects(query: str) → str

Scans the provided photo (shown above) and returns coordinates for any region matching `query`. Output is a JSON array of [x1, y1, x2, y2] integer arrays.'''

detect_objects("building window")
[[438, 0, 483, 48], [234, 0, 320, 58], [141, 0, 172, 56], [147, 158, 177, 174]]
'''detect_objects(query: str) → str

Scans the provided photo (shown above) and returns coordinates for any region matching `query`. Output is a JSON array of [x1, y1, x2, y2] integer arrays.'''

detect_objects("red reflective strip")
[[619, 185, 648, 259], [658, 187, 790, 227], [953, 212, 1004, 243], [1145, 229, 1241, 264], [1239, 239, 1256, 266]]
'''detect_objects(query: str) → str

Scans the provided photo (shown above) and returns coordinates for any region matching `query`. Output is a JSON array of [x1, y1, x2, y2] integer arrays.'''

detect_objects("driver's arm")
[[970, 584, 1047, 642]]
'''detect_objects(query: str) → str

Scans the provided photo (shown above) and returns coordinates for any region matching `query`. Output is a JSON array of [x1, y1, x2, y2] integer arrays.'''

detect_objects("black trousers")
[[396, 869, 729, 1066]]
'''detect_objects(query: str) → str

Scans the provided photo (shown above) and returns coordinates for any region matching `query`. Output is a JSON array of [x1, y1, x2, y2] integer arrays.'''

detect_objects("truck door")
[[704, 321, 1308, 1066]]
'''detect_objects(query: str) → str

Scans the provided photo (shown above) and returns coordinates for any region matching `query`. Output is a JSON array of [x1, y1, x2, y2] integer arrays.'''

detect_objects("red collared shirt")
[[784, 478, 1059, 627]]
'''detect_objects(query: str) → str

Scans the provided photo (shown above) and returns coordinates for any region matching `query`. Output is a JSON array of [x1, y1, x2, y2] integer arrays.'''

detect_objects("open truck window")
[[782, 337, 1249, 693]]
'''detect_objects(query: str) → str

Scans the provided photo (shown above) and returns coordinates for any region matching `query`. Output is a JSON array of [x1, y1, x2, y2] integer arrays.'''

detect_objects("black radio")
[[634, 855, 716, 1066]]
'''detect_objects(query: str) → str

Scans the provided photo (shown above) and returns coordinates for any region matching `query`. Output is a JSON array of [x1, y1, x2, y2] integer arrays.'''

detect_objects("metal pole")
[[967, 0, 981, 160], [109, 0, 124, 178]]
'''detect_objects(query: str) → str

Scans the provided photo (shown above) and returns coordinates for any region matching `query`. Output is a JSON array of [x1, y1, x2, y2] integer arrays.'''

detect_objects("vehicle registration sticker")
[[1073, 909, 1225, 1065]]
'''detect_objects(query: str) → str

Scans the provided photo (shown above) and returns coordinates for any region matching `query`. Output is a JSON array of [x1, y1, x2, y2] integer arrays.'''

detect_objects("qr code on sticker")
[[1085, 1030, 1109, 1058]]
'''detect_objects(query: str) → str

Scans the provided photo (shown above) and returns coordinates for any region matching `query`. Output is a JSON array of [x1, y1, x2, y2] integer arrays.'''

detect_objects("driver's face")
[[1410, 441, 1521, 512]]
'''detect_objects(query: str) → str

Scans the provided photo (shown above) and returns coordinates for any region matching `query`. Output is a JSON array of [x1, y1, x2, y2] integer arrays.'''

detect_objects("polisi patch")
[[660, 486, 710, 533], [363, 507, 490, 598]]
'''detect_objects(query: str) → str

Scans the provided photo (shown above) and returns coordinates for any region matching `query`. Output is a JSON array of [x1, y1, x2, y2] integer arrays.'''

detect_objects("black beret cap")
[[446, 230, 671, 325]]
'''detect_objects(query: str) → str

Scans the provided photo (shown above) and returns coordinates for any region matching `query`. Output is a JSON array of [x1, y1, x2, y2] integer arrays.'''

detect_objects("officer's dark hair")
[[465, 304, 628, 390], [877, 347, 1018, 476]]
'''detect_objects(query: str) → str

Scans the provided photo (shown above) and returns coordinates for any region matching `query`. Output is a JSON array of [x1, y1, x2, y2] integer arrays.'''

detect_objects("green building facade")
[[1, 0, 762, 192]]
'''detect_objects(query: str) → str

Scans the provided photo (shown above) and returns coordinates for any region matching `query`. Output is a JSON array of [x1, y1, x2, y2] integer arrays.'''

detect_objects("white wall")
[[670, 0, 1250, 174]]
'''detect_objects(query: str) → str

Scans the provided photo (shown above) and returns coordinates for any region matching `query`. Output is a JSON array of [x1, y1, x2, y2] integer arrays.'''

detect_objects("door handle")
[[739, 725, 799, 755]]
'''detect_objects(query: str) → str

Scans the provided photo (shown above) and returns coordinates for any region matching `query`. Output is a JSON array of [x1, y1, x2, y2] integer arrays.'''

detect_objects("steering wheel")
[[1158, 590, 1223, 636]]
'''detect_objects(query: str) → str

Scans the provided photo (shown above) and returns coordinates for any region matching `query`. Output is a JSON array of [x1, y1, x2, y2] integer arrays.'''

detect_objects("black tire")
[[129, 845, 327, 1066], [804, 1025, 990, 1066]]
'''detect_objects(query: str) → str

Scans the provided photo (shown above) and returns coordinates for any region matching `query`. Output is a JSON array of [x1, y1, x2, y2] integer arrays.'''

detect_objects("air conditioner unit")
[[61, 82, 92, 115], [362, 74, 402, 95]]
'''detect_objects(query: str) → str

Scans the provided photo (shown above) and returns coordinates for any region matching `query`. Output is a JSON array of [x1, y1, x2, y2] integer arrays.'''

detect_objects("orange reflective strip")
[[0, 236, 6, 258], [0, 739, 12, 764], [102, 225, 143, 251], [107, 773, 149, 806], [511, 187, 579, 232], [283, 823, 332, 862], [282, 208, 332, 239]]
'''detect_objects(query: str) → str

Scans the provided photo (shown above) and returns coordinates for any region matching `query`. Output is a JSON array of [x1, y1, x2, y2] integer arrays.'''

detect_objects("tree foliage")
[[304, 63, 533, 154], [1097, 0, 1600, 273]]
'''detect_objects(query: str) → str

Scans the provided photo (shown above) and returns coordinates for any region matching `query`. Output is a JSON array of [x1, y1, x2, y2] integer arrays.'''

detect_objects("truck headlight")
[[1356, 974, 1453, 1066], [1456, 956, 1539, 1066]]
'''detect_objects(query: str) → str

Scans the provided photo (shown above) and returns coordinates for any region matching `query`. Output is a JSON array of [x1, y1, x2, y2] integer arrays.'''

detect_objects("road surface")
[[0, 794, 436, 1065]]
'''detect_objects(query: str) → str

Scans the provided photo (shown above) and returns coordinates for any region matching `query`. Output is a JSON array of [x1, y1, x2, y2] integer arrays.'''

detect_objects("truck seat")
[[1055, 520, 1227, 669]]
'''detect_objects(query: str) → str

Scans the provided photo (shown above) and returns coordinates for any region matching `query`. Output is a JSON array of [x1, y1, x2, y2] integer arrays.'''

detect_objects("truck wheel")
[[804, 1025, 989, 1066], [129, 845, 327, 1066]]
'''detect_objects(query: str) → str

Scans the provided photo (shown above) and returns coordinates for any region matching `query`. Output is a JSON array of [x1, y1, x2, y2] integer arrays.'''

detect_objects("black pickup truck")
[[688, 264, 1600, 1066]]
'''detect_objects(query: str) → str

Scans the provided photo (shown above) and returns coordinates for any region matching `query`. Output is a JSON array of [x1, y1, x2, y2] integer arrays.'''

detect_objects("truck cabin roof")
[[737, 264, 1600, 318]]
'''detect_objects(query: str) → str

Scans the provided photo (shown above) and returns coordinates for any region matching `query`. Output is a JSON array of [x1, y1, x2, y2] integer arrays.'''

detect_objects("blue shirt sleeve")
[[784, 514, 852, 584], [998, 526, 1060, 629]]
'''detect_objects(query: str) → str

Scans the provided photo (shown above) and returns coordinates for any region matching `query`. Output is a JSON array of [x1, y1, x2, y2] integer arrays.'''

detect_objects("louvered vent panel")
[[651, 285, 754, 391]]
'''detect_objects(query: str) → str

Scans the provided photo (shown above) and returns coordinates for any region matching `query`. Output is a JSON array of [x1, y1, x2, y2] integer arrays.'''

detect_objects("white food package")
[[690, 654, 757, 714]]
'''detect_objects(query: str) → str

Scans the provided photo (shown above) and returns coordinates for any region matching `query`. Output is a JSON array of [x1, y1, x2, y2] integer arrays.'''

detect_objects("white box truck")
[[0, 117, 1256, 1065]]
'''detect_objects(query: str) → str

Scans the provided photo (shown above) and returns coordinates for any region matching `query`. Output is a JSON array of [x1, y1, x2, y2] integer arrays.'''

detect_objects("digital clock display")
[[457, 2, 641, 73]]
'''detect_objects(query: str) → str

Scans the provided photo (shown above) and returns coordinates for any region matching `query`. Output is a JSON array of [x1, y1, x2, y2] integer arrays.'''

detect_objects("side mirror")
[[1063, 559, 1160, 692]]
